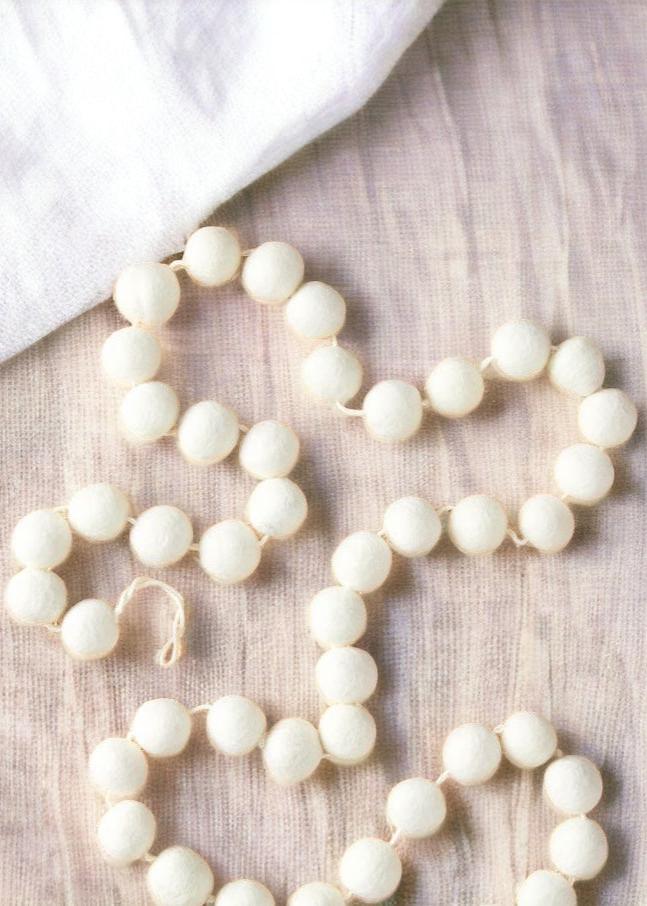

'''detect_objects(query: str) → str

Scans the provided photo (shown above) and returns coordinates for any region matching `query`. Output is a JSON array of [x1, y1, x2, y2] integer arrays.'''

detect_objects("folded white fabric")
[[0, 0, 442, 362]]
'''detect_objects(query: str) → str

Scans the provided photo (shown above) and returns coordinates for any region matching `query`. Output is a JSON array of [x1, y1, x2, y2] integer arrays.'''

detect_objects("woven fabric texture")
[[1, 2, 645, 904]]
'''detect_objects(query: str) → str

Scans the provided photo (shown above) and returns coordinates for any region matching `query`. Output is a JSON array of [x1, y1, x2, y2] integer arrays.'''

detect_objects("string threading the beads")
[[114, 576, 187, 668]]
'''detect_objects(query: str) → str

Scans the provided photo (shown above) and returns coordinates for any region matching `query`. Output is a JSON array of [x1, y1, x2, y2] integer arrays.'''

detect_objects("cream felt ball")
[[361, 379, 423, 443], [386, 777, 447, 839], [491, 320, 551, 381], [242, 241, 304, 304], [442, 723, 502, 785], [147, 846, 214, 906], [516, 870, 577, 906], [500, 711, 557, 769], [262, 717, 323, 785], [331, 531, 392, 594], [518, 495, 575, 554], [177, 400, 240, 466], [4, 567, 67, 625], [288, 883, 346, 906], [206, 695, 267, 757], [215, 879, 275, 906], [239, 420, 300, 479], [61, 598, 119, 660], [549, 816, 608, 881], [318, 703, 376, 765], [285, 281, 346, 339], [578, 387, 638, 448], [308, 586, 367, 649], [448, 495, 508, 555], [182, 226, 241, 287], [119, 381, 180, 444], [101, 326, 163, 387], [543, 755, 603, 816], [67, 483, 131, 542], [424, 356, 484, 417], [548, 336, 605, 397], [130, 505, 193, 568], [88, 737, 148, 800], [114, 262, 181, 327], [553, 443, 614, 505], [97, 799, 157, 866], [199, 520, 261, 584], [315, 646, 378, 704], [246, 477, 307, 539], [339, 837, 402, 904], [382, 496, 442, 557], [11, 509, 72, 569], [130, 698, 192, 758], [301, 344, 363, 405]]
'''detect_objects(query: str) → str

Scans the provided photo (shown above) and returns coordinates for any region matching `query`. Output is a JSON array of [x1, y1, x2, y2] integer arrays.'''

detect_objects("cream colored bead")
[[308, 586, 367, 649], [549, 816, 608, 881], [362, 379, 423, 443], [301, 344, 363, 405], [101, 326, 163, 387], [500, 711, 557, 769], [315, 647, 378, 704], [262, 717, 323, 785], [331, 531, 392, 594], [147, 846, 214, 906], [67, 483, 131, 542], [578, 388, 638, 448], [442, 723, 502, 785], [177, 400, 239, 466], [548, 336, 605, 397], [5, 568, 67, 625], [382, 496, 441, 557], [97, 799, 157, 866], [543, 755, 603, 815], [491, 320, 551, 381], [130, 505, 193, 568], [386, 777, 447, 839], [425, 357, 484, 417], [182, 226, 241, 287], [339, 838, 402, 904], [11, 509, 72, 569], [245, 477, 307, 539], [285, 281, 346, 339], [61, 598, 119, 660], [553, 443, 614, 505], [114, 262, 181, 327], [448, 495, 508, 555], [215, 879, 275, 906], [318, 703, 376, 765], [206, 695, 267, 757], [199, 520, 261, 584], [88, 736, 148, 800], [242, 241, 304, 304], [288, 882, 346, 906], [130, 698, 192, 758], [516, 870, 577, 906], [119, 381, 180, 444], [239, 420, 300, 479], [518, 495, 575, 554]]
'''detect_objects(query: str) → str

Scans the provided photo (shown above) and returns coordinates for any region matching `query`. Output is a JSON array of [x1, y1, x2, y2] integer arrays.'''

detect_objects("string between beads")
[[114, 577, 187, 668]]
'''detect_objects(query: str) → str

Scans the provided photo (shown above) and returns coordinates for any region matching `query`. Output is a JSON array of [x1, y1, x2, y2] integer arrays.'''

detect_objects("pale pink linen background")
[[1, 1, 646, 904]]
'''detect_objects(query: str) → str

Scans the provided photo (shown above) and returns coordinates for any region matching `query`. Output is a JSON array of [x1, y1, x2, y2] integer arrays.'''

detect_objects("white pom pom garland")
[[85, 707, 608, 904]]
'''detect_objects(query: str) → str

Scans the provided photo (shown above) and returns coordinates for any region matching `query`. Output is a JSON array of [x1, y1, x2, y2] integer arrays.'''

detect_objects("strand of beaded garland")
[[88, 708, 607, 906], [4, 477, 307, 662], [103, 226, 636, 464]]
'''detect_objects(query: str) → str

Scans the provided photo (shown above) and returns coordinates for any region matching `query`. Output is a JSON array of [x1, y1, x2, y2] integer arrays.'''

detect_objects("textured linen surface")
[[1, 1, 646, 904], [0, 0, 441, 363]]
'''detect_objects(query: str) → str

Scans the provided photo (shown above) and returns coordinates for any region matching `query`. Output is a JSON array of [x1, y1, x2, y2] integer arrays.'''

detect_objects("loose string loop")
[[114, 577, 188, 668]]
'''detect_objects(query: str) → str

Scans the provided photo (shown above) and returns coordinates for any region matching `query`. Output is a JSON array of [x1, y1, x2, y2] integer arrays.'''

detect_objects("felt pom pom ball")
[[285, 281, 346, 339], [548, 336, 605, 397], [146, 846, 214, 906], [382, 496, 441, 557], [331, 531, 392, 594], [88, 736, 148, 800], [11, 509, 72, 569], [246, 477, 307, 539], [339, 837, 402, 904], [182, 226, 241, 287], [362, 379, 423, 442], [318, 703, 376, 765], [516, 870, 577, 906], [242, 241, 304, 304], [301, 344, 363, 405], [207, 695, 267, 757], [97, 800, 157, 866], [5, 567, 67, 625], [101, 326, 162, 387], [543, 755, 603, 815], [130, 505, 193, 568], [549, 816, 608, 881], [425, 356, 484, 417], [491, 320, 551, 381], [288, 883, 346, 906], [67, 483, 131, 542], [60, 598, 119, 661], [308, 586, 367, 649], [386, 777, 447, 839], [114, 262, 180, 328], [553, 443, 614, 505], [448, 495, 508, 555], [578, 388, 637, 448], [215, 880, 275, 906], [177, 400, 240, 466], [442, 723, 502, 785], [130, 698, 192, 758], [239, 420, 300, 479], [315, 646, 378, 704], [119, 381, 180, 445], [500, 711, 557, 769], [199, 520, 261, 584], [262, 717, 323, 785], [518, 495, 575, 553]]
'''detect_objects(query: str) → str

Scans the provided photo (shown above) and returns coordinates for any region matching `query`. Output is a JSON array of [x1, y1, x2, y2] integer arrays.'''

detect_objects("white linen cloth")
[[0, 0, 442, 363]]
